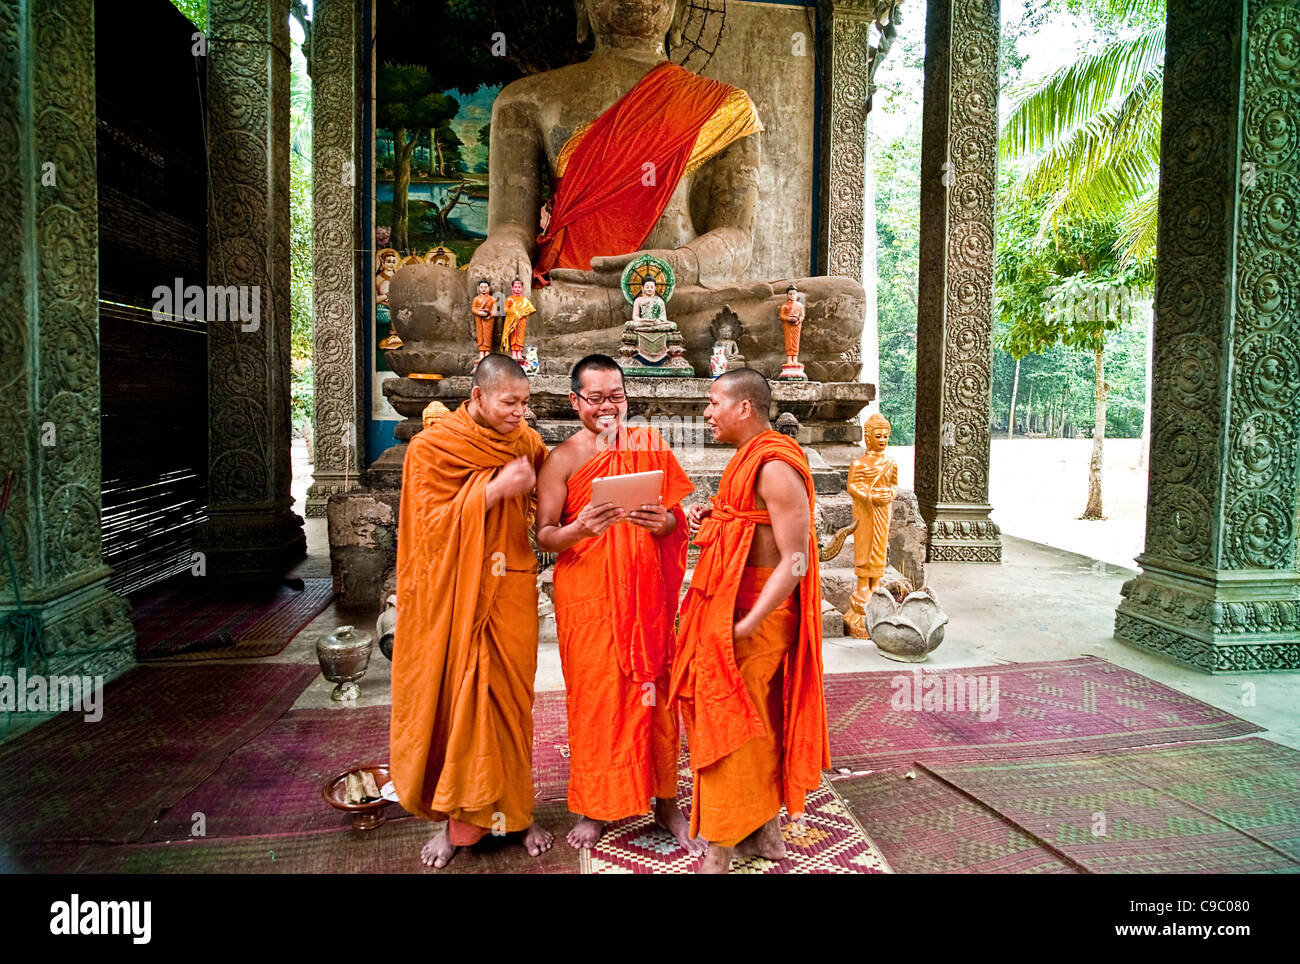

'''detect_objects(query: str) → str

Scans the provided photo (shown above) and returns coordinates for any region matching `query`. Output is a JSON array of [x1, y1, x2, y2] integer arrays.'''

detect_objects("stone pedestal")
[[0, 0, 133, 674], [197, 0, 306, 581], [913, 0, 1003, 563], [1114, 0, 1300, 672]]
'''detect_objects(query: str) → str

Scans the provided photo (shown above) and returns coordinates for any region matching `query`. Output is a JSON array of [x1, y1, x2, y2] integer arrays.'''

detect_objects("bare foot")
[[566, 816, 605, 850], [522, 823, 554, 857], [420, 830, 458, 869], [654, 797, 706, 855], [736, 817, 787, 861], [694, 842, 734, 874]]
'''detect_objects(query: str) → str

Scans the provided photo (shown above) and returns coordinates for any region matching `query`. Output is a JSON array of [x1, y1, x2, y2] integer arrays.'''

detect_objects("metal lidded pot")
[[316, 624, 374, 701]]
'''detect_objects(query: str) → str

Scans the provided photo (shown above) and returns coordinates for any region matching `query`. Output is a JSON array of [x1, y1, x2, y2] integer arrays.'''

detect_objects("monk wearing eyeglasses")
[[535, 354, 702, 853]]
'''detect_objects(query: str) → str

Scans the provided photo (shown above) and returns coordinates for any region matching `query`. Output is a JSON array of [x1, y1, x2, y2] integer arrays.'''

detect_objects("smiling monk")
[[535, 354, 702, 854], [390, 353, 553, 868], [670, 368, 830, 873]]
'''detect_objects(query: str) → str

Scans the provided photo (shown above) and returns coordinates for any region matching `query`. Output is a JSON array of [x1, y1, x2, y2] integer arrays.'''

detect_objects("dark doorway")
[[96, 0, 208, 596]]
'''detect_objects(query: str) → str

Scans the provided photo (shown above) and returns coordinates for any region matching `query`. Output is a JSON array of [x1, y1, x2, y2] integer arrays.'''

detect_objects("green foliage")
[[378, 0, 587, 91], [377, 66, 461, 134], [994, 183, 1152, 437], [291, 362, 314, 436], [168, 0, 206, 31], [999, 0, 1166, 267], [289, 33, 313, 365]]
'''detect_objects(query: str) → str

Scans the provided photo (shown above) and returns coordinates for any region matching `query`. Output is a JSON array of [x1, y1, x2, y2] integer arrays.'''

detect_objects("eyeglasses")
[[574, 391, 627, 406]]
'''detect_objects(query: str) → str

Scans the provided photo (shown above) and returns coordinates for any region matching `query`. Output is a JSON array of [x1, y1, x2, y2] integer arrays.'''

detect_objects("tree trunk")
[[433, 131, 444, 177], [1137, 294, 1154, 468], [392, 126, 420, 252], [1082, 347, 1107, 518], [1026, 384, 1034, 432], [1008, 357, 1021, 440]]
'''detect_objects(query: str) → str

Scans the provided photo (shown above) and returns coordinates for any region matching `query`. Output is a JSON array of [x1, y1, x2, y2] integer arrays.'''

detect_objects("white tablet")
[[589, 469, 665, 514]]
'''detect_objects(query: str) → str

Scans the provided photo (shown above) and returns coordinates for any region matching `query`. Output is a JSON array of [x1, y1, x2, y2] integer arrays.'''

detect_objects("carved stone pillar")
[[1114, 0, 1300, 672], [305, 0, 365, 517], [817, 2, 874, 281], [0, 0, 134, 672], [913, 0, 1002, 562], [198, 0, 306, 580]]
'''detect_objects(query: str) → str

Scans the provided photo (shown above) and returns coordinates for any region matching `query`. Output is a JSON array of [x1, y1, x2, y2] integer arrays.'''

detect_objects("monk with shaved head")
[[670, 368, 830, 873], [391, 352, 554, 868]]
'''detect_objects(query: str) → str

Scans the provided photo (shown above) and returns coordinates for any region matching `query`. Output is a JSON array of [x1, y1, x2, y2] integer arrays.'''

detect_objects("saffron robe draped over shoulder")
[[553, 427, 693, 819], [389, 404, 547, 834], [533, 61, 762, 284], [669, 430, 830, 839]]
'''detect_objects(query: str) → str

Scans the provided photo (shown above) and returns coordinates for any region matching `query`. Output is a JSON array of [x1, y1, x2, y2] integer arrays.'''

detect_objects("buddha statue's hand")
[[467, 232, 533, 296], [549, 248, 701, 289]]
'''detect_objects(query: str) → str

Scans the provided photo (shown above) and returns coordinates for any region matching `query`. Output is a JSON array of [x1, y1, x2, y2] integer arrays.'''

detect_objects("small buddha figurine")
[[627, 278, 675, 331], [470, 278, 497, 369], [501, 278, 537, 366], [709, 309, 746, 375], [778, 284, 807, 380], [843, 413, 898, 639]]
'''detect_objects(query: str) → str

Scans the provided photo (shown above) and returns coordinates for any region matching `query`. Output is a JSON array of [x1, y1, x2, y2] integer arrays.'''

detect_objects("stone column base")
[[195, 505, 306, 583], [0, 570, 135, 676], [1115, 559, 1300, 673], [923, 504, 1002, 563], [306, 471, 363, 518]]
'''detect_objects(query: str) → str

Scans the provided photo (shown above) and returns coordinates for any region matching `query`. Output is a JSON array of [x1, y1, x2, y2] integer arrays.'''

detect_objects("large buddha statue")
[[385, 0, 864, 381]]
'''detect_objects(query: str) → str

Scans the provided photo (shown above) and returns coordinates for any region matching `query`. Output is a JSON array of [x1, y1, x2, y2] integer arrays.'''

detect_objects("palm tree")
[[999, 0, 1166, 268]]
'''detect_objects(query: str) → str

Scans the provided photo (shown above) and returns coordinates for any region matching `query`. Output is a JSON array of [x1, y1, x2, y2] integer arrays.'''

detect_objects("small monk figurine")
[[470, 278, 497, 369], [778, 284, 806, 380], [501, 278, 537, 366], [843, 413, 898, 639], [627, 278, 674, 331]]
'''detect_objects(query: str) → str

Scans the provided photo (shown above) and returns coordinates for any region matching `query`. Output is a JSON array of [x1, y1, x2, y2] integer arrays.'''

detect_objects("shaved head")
[[716, 368, 772, 419], [570, 353, 624, 394], [472, 353, 528, 393]]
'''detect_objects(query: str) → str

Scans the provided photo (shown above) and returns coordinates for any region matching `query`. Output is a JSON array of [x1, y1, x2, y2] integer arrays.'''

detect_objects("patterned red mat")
[[0, 663, 318, 847], [824, 656, 1264, 770], [836, 738, 1300, 874], [586, 768, 891, 874], [130, 577, 334, 661]]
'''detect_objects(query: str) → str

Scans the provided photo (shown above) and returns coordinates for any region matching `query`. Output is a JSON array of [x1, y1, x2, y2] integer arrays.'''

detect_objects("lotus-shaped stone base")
[[865, 585, 948, 662]]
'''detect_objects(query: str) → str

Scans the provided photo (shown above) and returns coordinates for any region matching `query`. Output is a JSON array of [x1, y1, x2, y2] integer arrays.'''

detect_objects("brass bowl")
[[323, 764, 393, 831]]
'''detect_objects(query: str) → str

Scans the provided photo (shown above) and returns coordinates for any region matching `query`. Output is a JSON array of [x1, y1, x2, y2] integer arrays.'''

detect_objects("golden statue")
[[843, 413, 897, 639], [500, 278, 536, 365]]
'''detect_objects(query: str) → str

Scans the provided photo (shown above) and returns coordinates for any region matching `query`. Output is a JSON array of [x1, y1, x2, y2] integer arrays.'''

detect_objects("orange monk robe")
[[534, 62, 762, 283], [553, 427, 693, 820], [669, 430, 830, 845], [471, 293, 497, 353], [390, 404, 547, 844], [501, 295, 536, 355], [780, 299, 805, 357]]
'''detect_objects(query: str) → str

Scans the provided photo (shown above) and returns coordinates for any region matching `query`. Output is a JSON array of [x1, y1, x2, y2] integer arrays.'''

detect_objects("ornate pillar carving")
[[198, 0, 306, 580], [817, 1, 874, 281], [913, 0, 1002, 563], [1114, 0, 1300, 672], [305, 0, 365, 517], [0, 0, 133, 672]]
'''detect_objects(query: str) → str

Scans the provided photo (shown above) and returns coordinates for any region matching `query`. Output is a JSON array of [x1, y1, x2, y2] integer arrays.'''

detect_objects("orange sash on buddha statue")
[[390, 405, 547, 836], [668, 430, 830, 840], [553, 428, 693, 819], [534, 61, 762, 284]]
